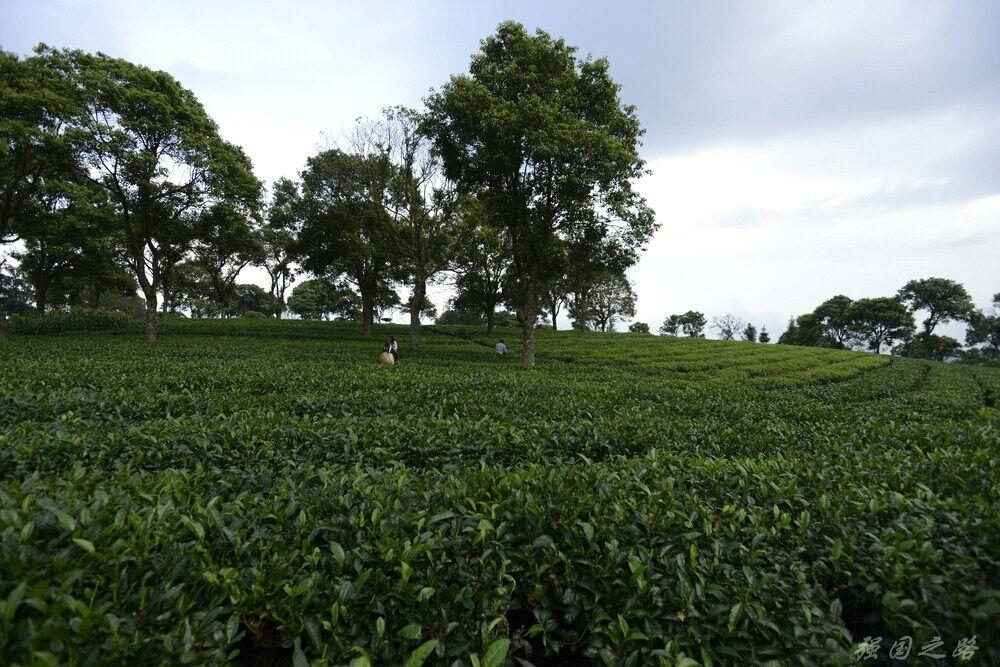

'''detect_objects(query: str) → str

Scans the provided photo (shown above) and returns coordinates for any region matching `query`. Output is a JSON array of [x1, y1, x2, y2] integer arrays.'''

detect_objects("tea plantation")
[[1, 320, 997, 665]]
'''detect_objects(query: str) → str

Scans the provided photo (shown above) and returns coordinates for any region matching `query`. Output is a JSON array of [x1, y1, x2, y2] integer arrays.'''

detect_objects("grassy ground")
[[1, 320, 997, 665]]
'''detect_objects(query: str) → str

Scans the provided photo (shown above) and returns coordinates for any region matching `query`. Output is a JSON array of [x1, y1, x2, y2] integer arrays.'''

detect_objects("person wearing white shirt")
[[495, 340, 507, 358]]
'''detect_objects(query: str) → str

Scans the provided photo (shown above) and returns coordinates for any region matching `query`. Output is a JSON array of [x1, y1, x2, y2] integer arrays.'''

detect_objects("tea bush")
[[1, 321, 997, 665]]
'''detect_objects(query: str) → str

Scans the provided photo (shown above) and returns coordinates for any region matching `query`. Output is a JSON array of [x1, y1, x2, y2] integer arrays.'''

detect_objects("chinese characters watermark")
[[855, 635, 978, 662]]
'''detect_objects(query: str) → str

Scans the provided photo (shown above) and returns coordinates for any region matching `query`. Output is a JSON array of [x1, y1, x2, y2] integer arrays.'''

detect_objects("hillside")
[[1, 321, 997, 664]]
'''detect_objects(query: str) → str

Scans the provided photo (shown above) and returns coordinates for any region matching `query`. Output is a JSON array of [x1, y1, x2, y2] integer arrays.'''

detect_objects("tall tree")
[[353, 107, 457, 347], [742, 323, 758, 342], [813, 295, 854, 347], [45, 47, 261, 341], [192, 202, 263, 316], [261, 178, 300, 317], [584, 273, 636, 332], [898, 277, 974, 336], [0, 49, 77, 339], [965, 292, 1000, 361], [758, 326, 771, 344], [450, 200, 510, 331], [425, 22, 656, 363], [779, 312, 834, 347], [542, 277, 569, 331], [296, 149, 395, 338], [659, 314, 682, 336], [0, 259, 32, 317], [845, 297, 914, 353], [12, 173, 114, 313]]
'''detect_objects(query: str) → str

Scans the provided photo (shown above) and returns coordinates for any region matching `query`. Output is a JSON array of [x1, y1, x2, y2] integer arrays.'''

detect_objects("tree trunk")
[[550, 304, 558, 330], [34, 284, 47, 314], [486, 305, 495, 332], [0, 312, 8, 342], [520, 318, 535, 365], [409, 276, 425, 348], [519, 278, 536, 365], [144, 291, 158, 342], [360, 286, 374, 339]]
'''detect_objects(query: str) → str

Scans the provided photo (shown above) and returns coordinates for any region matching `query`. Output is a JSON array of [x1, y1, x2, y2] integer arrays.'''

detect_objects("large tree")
[[191, 202, 263, 316], [813, 295, 854, 347], [424, 22, 656, 363], [965, 292, 1000, 361], [353, 108, 457, 347], [12, 173, 115, 313], [0, 49, 77, 339], [287, 277, 359, 321], [450, 199, 510, 331], [0, 260, 32, 317], [45, 47, 261, 341], [897, 277, 974, 336], [261, 178, 300, 317], [711, 313, 745, 341], [845, 297, 914, 353], [586, 273, 636, 332], [296, 149, 395, 338], [661, 311, 706, 337]]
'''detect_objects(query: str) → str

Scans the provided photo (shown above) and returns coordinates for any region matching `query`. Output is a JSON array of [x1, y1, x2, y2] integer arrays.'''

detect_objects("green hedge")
[[7, 309, 136, 335]]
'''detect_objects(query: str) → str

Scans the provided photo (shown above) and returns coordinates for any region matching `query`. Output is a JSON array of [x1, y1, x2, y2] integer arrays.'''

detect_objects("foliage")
[[37, 46, 261, 341], [0, 261, 33, 316], [287, 278, 359, 321], [965, 293, 1000, 362], [1, 321, 997, 664], [898, 277, 974, 336], [296, 149, 397, 337], [894, 333, 962, 361], [192, 202, 264, 314], [261, 178, 301, 316], [628, 322, 649, 334], [6, 307, 133, 334], [449, 199, 510, 333]]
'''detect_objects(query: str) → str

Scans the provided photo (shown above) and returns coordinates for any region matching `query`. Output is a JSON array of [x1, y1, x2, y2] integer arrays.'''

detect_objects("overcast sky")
[[3, 0, 998, 337]]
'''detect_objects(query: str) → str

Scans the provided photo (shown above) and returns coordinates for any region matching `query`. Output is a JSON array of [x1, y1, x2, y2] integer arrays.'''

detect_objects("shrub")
[[242, 310, 266, 319]]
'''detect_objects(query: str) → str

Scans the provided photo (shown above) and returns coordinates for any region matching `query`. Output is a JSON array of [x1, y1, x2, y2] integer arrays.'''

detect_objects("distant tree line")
[[778, 277, 999, 363], [650, 310, 770, 343], [1, 23, 657, 362]]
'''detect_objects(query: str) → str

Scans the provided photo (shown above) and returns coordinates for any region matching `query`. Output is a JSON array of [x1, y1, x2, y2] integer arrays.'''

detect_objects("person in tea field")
[[388, 336, 399, 362], [378, 340, 395, 365], [495, 339, 507, 359]]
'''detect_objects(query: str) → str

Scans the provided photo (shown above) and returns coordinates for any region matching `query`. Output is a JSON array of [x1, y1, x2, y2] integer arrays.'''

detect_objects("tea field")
[[1, 320, 998, 665]]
